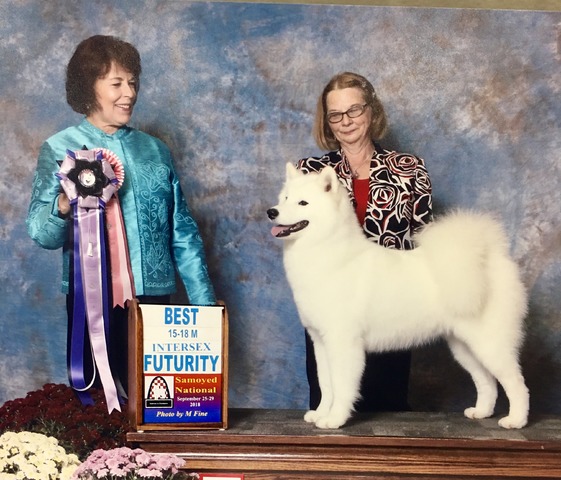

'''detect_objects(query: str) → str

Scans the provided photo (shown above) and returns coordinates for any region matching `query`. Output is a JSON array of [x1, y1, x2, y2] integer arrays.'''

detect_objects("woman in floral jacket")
[[297, 71, 432, 412]]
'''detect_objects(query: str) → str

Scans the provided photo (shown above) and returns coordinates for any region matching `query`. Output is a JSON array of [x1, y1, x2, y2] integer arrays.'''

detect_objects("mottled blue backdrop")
[[1, 1, 560, 418]]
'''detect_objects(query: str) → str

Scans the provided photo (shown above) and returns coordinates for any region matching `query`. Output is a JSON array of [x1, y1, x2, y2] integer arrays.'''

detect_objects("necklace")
[[348, 153, 372, 179]]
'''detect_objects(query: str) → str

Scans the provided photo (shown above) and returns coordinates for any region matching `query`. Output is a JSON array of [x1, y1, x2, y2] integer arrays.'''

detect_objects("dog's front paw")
[[313, 412, 348, 429], [315, 416, 345, 429], [304, 410, 319, 423], [464, 406, 493, 420], [498, 414, 527, 429]]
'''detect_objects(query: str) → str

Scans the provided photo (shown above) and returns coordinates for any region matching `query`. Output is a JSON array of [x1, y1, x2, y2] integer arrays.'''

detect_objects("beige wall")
[[203, 0, 560, 12]]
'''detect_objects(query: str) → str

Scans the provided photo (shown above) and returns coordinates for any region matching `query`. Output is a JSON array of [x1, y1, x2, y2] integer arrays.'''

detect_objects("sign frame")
[[127, 298, 228, 431]]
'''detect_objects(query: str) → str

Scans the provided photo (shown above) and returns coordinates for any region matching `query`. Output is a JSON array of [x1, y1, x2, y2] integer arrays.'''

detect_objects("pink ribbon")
[[99, 148, 135, 308], [106, 197, 135, 307]]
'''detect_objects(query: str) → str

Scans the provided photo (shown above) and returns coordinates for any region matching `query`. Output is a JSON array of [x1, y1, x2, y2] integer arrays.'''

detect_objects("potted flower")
[[0, 430, 80, 480], [0, 383, 129, 460], [72, 447, 197, 479]]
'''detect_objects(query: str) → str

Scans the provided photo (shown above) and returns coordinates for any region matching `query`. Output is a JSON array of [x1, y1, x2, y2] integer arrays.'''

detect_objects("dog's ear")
[[319, 166, 338, 193], [286, 162, 299, 179]]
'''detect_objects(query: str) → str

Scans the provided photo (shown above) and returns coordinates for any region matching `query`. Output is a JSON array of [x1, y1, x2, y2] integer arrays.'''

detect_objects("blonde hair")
[[313, 72, 388, 151]]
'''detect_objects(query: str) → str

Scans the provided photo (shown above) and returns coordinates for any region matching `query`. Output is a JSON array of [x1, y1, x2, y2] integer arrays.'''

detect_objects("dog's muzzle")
[[267, 209, 309, 238]]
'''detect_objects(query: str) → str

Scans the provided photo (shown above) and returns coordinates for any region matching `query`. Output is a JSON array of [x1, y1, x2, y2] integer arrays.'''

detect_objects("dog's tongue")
[[271, 225, 288, 238]]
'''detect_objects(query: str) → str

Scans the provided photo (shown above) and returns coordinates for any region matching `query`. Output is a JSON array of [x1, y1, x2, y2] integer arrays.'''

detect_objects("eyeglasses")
[[326, 104, 369, 123]]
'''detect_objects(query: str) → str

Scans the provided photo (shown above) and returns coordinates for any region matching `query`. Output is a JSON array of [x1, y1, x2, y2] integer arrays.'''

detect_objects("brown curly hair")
[[66, 35, 142, 115]]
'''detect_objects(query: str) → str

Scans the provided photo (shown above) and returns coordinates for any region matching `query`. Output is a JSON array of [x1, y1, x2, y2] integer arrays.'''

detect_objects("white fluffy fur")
[[268, 163, 529, 429]]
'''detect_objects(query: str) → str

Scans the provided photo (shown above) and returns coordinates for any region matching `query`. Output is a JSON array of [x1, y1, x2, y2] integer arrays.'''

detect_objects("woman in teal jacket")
[[27, 35, 215, 304], [26, 35, 215, 407]]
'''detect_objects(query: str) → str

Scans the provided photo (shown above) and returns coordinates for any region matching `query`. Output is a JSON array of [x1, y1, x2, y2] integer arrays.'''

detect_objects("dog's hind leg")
[[469, 346, 528, 428], [446, 335, 498, 420], [450, 334, 529, 429], [494, 365, 529, 429]]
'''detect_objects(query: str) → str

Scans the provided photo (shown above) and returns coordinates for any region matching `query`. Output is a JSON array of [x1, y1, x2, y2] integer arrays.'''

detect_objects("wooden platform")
[[127, 409, 561, 479]]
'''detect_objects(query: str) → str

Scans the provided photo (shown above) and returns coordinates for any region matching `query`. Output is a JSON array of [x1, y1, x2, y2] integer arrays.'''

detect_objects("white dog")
[[268, 163, 529, 430]]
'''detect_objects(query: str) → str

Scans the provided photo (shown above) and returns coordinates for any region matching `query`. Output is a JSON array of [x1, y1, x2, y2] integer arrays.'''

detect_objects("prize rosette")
[[56, 148, 134, 413]]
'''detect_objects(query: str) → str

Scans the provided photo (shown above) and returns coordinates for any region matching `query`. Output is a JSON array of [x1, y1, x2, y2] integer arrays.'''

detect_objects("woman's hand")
[[58, 193, 70, 217]]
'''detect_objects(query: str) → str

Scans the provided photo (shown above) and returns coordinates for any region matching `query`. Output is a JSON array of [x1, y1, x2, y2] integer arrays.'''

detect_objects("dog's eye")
[[299, 200, 308, 206]]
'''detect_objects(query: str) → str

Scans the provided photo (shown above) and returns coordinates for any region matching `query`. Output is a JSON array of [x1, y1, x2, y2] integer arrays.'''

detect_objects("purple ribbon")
[[57, 149, 122, 413], [69, 206, 94, 406]]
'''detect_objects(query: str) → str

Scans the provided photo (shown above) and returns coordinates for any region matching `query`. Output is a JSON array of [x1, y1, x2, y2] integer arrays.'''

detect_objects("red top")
[[353, 178, 369, 226]]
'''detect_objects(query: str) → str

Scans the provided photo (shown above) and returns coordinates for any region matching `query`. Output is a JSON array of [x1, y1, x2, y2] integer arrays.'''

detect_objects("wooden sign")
[[128, 299, 228, 430]]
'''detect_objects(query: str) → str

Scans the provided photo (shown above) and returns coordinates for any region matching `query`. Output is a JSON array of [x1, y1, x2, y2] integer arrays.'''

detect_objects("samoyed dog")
[[267, 163, 529, 430]]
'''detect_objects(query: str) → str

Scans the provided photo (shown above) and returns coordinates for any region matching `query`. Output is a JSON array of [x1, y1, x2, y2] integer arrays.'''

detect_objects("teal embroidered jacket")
[[26, 119, 216, 305]]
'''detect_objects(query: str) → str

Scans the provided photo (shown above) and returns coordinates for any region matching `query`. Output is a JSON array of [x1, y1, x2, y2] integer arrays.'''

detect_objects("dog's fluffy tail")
[[415, 210, 512, 317]]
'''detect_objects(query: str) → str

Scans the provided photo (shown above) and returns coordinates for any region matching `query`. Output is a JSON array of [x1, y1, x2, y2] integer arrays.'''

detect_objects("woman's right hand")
[[58, 193, 70, 216]]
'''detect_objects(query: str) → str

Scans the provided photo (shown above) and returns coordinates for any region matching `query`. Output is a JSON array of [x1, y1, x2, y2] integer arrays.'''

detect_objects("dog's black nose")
[[267, 208, 279, 220]]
